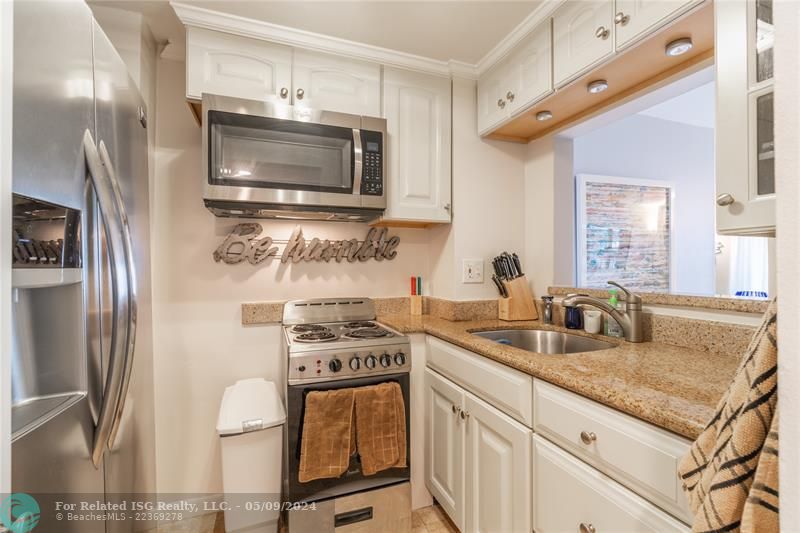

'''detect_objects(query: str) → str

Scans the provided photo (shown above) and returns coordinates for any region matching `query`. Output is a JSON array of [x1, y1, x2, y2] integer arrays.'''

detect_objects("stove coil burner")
[[343, 321, 378, 329], [295, 331, 338, 343], [345, 327, 392, 339], [291, 324, 332, 334]]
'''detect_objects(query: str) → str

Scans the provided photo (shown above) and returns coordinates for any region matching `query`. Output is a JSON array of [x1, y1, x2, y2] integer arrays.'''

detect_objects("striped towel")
[[678, 298, 779, 532]]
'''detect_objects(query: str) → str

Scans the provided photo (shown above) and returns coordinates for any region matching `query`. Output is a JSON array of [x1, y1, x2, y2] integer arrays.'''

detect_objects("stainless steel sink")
[[472, 329, 616, 354]]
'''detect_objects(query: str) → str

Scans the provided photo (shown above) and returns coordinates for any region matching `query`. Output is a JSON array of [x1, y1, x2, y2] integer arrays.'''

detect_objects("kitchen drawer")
[[533, 435, 689, 533], [426, 336, 533, 427], [533, 379, 691, 522]]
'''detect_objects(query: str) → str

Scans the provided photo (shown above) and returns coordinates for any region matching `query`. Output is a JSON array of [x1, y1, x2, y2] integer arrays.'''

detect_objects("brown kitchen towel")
[[354, 382, 407, 476], [298, 388, 356, 483], [678, 298, 778, 532]]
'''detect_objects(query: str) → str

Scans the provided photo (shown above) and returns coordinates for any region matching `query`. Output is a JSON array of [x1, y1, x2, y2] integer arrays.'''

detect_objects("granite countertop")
[[379, 314, 742, 441]]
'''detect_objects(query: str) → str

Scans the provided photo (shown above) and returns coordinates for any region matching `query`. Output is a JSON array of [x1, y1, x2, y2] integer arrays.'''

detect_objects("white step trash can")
[[217, 378, 286, 532]]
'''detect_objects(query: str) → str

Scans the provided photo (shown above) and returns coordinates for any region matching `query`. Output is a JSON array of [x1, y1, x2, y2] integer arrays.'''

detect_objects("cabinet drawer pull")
[[595, 26, 610, 39], [506, 91, 515, 102], [296, 88, 305, 100], [580, 431, 597, 444], [579, 523, 596, 533], [716, 193, 735, 206], [497, 98, 506, 109], [614, 12, 630, 25], [279, 87, 289, 99]]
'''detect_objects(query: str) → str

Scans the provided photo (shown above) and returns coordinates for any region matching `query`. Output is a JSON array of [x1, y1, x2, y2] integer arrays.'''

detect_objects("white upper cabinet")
[[505, 21, 553, 115], [186, 27, 292, 102], [292, 49, 381, 116], [614, 0, 699, 49], [477, 62, 509, 134], [477, 20, 552, 134], [553, 0, 615, 87], [382, 67, 452, 223], [716, 0, 775, 236]]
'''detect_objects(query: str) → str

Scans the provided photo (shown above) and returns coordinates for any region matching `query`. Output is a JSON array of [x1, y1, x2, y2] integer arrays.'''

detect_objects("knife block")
[[498, 276, 539, 321]]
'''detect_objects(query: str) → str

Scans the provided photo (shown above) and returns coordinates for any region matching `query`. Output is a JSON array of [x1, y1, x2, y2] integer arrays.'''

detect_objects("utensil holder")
[[410, 295, 423, 316], [498, 276, 538, 321]]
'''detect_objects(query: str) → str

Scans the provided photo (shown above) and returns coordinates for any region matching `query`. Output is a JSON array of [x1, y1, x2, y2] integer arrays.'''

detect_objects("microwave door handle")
[[83, 130, 128, 468], [352, 128, 362, 195]]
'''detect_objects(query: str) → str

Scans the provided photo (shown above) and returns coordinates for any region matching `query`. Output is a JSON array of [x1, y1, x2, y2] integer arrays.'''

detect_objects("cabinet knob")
[[716, 193, 736, 206], [460, 410, 469, 420], [595, 26, 610, 39], [497, 98, 506, 109], [444, 203, 451, 212], [580, 431, 597, 445], [614, 12, 630, 25], [279, 87, 289, 99], [452, 404, 457, 414], [506, 91, 515, 102], [296, 88, 305, 100], [579, 523, 596, 533]]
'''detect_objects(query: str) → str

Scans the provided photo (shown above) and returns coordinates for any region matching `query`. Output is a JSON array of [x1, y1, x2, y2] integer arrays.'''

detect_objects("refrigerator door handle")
[[97, 140, 138, 451], [83, 130, 131, 467]]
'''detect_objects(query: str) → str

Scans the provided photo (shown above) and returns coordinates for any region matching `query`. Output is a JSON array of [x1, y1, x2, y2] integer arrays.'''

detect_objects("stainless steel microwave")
[[202, 93, 387, 222]]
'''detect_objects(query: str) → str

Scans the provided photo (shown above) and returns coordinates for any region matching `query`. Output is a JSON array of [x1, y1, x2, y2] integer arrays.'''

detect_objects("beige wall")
[[523, 135, 573, 298], [430, 78, 527, 300]]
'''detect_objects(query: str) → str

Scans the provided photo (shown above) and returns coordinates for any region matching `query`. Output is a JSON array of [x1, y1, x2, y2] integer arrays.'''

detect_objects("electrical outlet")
[[462, 259, 484, 284]]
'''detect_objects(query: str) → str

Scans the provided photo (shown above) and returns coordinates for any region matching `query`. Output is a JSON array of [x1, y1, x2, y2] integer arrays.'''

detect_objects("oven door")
[[203, 95, 368, 210], [284, 373, 410, 504]]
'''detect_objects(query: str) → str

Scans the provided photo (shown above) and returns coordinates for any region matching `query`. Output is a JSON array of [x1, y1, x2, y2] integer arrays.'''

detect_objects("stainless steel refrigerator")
[[10, 1, 156, 531]]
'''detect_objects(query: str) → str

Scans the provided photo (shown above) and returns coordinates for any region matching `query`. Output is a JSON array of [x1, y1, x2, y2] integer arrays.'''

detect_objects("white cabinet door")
[[464, 392, 531, 533], [533, 436, 689, 533], [477, 62, 509, 134], [506, 21, 553, 115], [292, 49, 380, 116], [185, 27, 292, 102], [425, 368, 464, 530], [716, 0, 775, 236], [614, 0, 699, 49], [382, 67, 452, 223], [552, 0, 615, 87]]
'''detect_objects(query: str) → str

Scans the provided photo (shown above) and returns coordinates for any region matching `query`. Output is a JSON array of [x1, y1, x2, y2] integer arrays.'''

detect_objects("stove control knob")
[[365, 355, 377, 369], [394, 352, 406, 366], [380, 353, 392, 368], [329, 358, 342, 372], [349, 356, 361, 371]]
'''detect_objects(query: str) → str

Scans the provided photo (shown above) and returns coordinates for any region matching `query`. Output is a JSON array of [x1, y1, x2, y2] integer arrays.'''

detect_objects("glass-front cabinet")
[[715, 0, 775, 236]]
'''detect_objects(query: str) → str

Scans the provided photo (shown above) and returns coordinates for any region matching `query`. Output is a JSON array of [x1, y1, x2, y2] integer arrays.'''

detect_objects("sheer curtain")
[[728, 237, 770, 296]]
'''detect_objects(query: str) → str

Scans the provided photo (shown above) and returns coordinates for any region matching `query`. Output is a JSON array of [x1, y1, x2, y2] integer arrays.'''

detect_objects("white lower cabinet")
[[464, 393, 531, 533], [533, 435, 688, 533], [425, 367, 531, 533], [425, 367, 464, 529]]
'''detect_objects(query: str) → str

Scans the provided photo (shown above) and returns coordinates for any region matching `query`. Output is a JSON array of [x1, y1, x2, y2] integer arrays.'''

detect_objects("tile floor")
[[412, 504, 459, 533]]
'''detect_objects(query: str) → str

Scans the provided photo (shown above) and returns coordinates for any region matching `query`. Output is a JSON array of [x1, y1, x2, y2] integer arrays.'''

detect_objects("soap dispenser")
[[604, 289, 624, 338]]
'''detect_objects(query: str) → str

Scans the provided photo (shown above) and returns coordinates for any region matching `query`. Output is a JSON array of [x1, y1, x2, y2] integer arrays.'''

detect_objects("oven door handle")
[[352, 128, 363, 195]]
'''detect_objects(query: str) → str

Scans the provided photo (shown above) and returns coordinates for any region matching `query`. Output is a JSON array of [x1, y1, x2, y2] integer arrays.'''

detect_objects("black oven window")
[[208, 111, 354, 193]]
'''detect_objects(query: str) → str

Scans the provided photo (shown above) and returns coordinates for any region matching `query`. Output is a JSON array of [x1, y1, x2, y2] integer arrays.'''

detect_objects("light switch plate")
[[462, 259, 484, 284]]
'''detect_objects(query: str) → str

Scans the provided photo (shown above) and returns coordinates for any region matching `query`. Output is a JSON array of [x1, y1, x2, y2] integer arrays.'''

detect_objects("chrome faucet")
[[541, 296, 554, 324], [562, 281, 644, 342]]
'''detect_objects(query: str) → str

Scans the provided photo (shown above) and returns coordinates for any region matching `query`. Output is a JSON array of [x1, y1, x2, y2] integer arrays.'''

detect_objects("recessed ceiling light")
[[587, 80, 609, 94], [665, 37, 693, 57], [536, 110, 553, 121]]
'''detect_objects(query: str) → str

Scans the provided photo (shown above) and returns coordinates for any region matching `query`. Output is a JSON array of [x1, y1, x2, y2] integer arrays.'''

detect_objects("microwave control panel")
[[360, 130, 383, 196]]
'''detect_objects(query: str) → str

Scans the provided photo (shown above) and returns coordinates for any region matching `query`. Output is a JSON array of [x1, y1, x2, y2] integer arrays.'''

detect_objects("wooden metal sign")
[[213, 224, 401, 265]]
